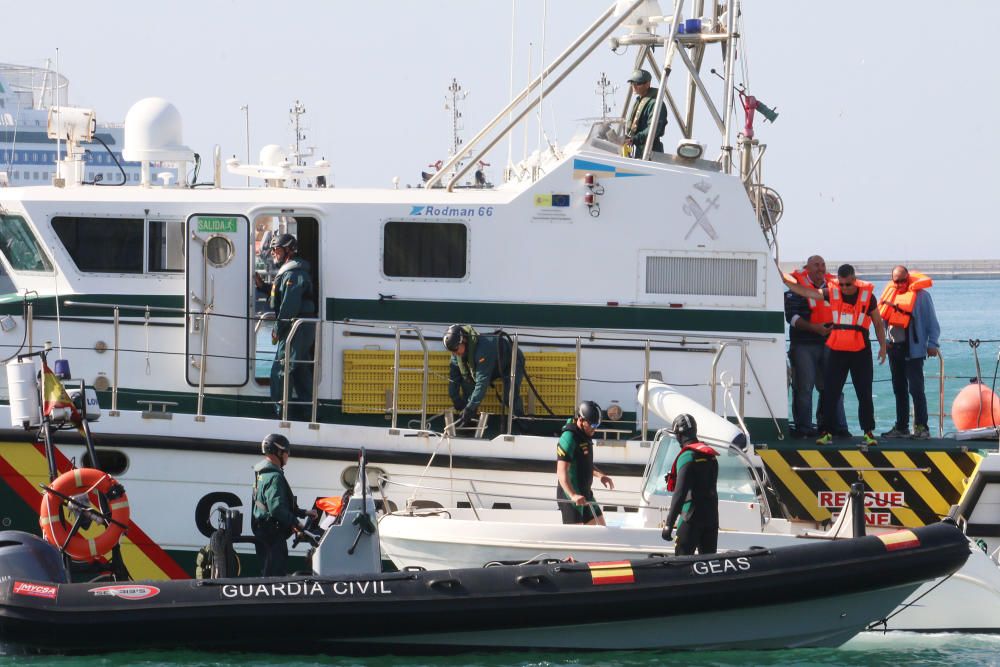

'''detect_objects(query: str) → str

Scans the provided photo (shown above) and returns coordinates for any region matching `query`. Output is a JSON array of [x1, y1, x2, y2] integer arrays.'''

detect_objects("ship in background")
[[0, 62, 146, 188]]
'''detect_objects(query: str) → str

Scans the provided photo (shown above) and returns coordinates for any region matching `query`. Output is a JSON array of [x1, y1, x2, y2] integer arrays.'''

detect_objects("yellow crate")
[[342, 349, 577, 415]]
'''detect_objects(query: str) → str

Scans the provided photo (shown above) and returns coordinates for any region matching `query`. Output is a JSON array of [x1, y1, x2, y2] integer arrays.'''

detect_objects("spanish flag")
[[877, 529, 920, 552], [42, 362, 84, 433], [588, 560, 635, 586]]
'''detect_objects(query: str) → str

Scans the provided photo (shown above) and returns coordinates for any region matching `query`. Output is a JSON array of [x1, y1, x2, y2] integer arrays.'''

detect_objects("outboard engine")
[[0, 531, 68, 583]]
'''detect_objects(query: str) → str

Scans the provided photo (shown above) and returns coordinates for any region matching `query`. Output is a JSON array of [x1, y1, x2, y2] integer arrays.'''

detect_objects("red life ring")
[[39, 468, 130, 561]]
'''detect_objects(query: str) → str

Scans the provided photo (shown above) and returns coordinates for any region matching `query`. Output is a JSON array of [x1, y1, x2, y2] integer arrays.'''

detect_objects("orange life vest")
[[878, 271, 932, 329], [790, 269, 835, 324], [826, 279, 874, 352]]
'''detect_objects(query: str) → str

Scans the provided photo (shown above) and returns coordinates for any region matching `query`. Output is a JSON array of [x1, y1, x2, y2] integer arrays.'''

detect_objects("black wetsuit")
[[664, 441, 719, 555]]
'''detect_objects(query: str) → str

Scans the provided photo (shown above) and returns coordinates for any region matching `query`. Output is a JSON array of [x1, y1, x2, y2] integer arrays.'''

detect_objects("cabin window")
[[53, 216, 144, 273], [148, 220, 185, 272], [0, 214, 53, 272], [382, 221, 467, 279]]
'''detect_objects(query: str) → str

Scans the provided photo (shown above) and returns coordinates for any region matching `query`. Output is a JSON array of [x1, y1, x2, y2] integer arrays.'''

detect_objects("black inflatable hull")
[[0, 523, 971, 653]]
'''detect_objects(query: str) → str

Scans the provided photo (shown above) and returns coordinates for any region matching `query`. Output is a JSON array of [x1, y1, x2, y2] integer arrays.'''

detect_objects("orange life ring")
[[39, 468, 130, 561]]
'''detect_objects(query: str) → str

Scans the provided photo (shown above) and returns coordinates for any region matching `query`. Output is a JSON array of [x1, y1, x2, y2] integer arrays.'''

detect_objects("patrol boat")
[[0, 1, 798, 579], [0, 1, 979, 582], [0, 455, 974, 654]]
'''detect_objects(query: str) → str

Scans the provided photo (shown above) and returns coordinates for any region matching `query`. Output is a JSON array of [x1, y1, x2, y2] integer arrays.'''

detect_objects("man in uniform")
[[624, 69, 668, 156], [444, 324, 526, 427], [266, 233, 316, 419], [556, 400, 615, 525], [251, 433, 316, 576], [662, 414, 719, 555]]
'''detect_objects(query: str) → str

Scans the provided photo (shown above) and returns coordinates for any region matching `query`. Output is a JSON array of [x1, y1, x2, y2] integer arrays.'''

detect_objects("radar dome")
[[123, 97, 194, 162], [259, 144, 289, 168]]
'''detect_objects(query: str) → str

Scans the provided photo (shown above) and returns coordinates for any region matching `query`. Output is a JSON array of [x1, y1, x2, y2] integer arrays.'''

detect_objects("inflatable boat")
[[0, 460, 973, 654]]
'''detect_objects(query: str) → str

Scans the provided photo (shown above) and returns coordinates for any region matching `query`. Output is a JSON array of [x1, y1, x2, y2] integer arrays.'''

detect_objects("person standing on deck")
[[623, 69, 667, 156], [879, 266, 940, 440], [783, 264, 887, 446], [784, 254, 850, 438], [251, 433, 317, 576], [662, 414, 719, 555], [556, 401, 615, 525], [258, 233, 316, 420]]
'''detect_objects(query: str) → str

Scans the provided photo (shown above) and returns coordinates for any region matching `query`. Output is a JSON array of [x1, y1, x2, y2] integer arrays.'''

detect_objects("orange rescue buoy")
[[39, 468, 130, 561], [951, 382, 1000, 431]]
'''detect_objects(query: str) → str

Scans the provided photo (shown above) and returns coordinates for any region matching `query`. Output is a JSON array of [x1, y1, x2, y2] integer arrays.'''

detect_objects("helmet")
[[261, 433, 291, 456], [443, 324, 465, 352], [671, 414, 697, 441], [577, 400, 602, 429], [270, 233, 297, 253]]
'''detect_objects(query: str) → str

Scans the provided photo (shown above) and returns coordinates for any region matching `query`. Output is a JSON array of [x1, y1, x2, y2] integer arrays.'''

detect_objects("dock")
[[779, 259, 1000, 280]]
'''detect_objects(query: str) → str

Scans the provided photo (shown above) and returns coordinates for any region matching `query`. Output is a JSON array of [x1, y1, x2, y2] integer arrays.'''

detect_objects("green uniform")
[[448, 328, 524, 420], [555, 419, 603, 524], [625, 88, 667, 154], [251, 459, 306, 576], [269, 257, 316, 418]]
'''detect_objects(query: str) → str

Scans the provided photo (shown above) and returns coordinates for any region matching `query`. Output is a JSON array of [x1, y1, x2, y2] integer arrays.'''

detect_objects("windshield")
[[642, 432, 760, 503], [0, 214, 52, 272]]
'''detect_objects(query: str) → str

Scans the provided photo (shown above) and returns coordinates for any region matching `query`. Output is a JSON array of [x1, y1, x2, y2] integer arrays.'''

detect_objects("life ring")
[[39, 468, 130, 561]]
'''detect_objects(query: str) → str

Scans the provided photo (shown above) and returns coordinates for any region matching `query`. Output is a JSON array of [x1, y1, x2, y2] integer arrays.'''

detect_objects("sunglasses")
[[893, 278, 908, 285]]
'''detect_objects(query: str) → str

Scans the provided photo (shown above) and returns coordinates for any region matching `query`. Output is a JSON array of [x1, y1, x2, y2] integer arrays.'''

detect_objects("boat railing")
[[280, 317, 323, 425], [63, 300, 186, 414], [377, 474, 646, 522]]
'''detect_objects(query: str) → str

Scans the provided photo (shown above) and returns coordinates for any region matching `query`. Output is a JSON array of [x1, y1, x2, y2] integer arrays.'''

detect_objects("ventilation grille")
[[645, 256, 758, 297]]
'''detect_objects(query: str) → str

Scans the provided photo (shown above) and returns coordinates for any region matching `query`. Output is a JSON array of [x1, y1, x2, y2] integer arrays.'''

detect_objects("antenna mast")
[[288, 100, 314, 186], [445, 78, 468, 170], [595, 72, 618, 121]]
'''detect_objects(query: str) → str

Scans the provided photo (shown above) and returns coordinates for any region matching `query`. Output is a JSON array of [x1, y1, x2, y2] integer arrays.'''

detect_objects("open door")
[[185, 214, 250, 386]]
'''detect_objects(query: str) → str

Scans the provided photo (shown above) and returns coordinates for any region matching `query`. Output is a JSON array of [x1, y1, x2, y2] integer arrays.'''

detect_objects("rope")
[[866, 570, 956, 632]]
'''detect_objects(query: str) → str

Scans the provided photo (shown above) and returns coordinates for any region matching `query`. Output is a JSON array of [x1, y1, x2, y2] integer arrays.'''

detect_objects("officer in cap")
[[662, 414, 720, 555], [251, 433, 317, 576], [266, 233, 316, 420], [556, 401, 615, 525], [624, 68, 667, 156]]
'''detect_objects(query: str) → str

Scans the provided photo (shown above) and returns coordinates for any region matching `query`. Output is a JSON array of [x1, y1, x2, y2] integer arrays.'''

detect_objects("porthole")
[[80, 449, 129, 476], [205, 235, 234, 267]]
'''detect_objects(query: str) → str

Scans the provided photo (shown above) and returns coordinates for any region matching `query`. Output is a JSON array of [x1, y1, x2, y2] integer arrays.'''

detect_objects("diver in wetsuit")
[[662, 414, 720, 555]]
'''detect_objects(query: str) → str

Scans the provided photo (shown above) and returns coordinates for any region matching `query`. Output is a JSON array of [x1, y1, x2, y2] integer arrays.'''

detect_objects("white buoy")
[[5, 359, 40, 428]]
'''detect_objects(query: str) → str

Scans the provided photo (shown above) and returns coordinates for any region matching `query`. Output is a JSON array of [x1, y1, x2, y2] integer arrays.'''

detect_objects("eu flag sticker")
[[551, 194, 570, 207], [534, 194, 570, 207]]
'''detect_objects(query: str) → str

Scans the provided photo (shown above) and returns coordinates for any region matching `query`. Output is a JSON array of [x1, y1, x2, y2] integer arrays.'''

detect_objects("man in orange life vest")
[[879, 266, 940, 440], [784, 264, 887, 446], [784, 255, 849, 438]]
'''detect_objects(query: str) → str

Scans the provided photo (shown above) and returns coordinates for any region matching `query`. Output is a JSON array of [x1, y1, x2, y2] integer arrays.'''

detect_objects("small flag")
[[877, 529, 920, 552], [588, 560, 635, 585], [42, 362, 84, 434]]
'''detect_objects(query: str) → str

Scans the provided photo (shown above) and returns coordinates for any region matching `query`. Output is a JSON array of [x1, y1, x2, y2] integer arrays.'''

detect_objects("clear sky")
[[6, 1, 998, 262]]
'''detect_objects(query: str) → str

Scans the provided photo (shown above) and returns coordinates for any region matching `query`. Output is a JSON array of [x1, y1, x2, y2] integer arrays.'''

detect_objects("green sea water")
[[2, 280, 999, 665]]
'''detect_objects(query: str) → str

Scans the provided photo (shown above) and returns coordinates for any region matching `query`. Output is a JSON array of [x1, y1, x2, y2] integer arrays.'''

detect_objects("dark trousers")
[[674, 520, 719, 556], [789, 343, 847, 432], [820, 348, 875, 434], [253, 533, 288, 577], [888, 344, 928, 429], [270, 336, 315, 420]]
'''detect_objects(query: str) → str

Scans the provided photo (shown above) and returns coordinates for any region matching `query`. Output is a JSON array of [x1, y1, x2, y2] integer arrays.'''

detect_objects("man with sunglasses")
[[556, 401, 614, 525], [624, 69, 667, 156], [784, 264, 887, 446], [879, 266, 940, 439]]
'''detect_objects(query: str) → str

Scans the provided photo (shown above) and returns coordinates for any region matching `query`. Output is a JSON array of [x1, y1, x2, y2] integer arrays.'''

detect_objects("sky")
[[5, 1, 999, 262]]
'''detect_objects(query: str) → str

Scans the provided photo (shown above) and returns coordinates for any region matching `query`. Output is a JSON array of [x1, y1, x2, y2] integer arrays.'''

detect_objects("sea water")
[[2, 280, 998, 666]]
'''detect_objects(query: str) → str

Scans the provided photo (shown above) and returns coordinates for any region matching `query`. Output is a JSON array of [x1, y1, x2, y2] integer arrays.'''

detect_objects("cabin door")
[[185, 214, 251, 386]]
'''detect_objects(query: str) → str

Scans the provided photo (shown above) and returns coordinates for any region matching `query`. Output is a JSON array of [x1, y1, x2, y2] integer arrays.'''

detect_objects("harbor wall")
[[778, 259, 1000, 281]]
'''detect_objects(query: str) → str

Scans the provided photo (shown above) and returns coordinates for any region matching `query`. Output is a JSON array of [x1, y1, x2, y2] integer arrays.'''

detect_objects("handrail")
[[937, 353, 945, 438], [423, 0, 631, 190], [390, 326, 430, 431], [281, 317, 323, 424]]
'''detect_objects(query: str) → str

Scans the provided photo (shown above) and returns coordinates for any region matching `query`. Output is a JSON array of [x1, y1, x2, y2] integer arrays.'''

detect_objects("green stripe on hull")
[[0, 294, 185, 316], [328, 298, 784, 334]]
